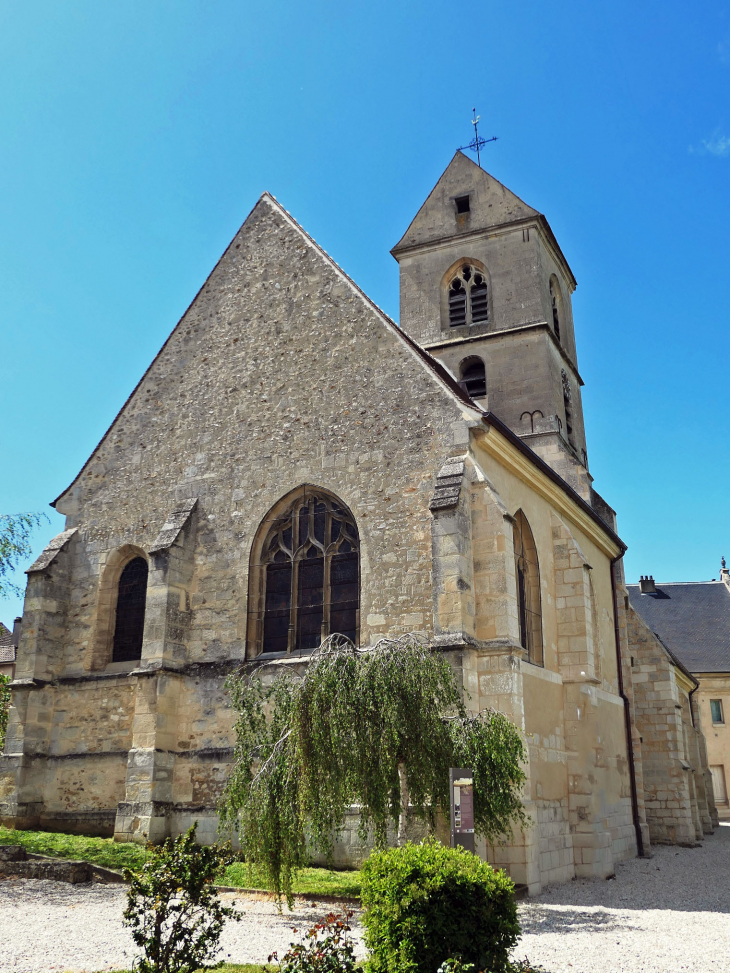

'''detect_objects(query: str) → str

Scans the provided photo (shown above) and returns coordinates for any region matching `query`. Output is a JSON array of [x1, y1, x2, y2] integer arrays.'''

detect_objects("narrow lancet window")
[[562, 369, 574, 442], [448, 277, 467, 327], [513, 511, 543, 666], [550, 279, 561, 341], [470, 273, 489, 322], [112, 557, 148, 662]]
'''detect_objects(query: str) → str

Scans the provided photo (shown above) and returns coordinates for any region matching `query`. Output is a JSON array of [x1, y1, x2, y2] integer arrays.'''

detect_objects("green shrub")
[[361, 839, 519, 973], [123, 824, 240, 973]]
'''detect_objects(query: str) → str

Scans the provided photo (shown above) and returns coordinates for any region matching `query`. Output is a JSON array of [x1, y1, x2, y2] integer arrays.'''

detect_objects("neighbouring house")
[[0, 621, 18, 681], [0, 152, 716, 893], [628, 564, 730, 824]]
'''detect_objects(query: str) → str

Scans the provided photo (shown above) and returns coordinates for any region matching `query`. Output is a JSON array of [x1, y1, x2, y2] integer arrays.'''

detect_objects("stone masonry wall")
[[3, 194, 477, 837]]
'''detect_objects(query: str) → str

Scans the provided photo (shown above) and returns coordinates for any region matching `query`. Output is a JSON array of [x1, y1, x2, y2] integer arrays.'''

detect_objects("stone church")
[[0, 152, 716, 893]]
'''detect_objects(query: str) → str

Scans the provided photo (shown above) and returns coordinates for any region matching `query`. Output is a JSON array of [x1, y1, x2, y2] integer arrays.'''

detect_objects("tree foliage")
[[0, 674, 10, 751], [123, 824, 239, 973], [220, 634, 528, 904], [0, 512, 48, 598]]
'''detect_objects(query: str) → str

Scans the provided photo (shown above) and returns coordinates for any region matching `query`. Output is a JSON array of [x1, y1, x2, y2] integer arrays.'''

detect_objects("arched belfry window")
[[112, 556, 148, 662], [447, 264, 489, 328], [459, 356, 487, 399], [513, 510, 543, 666], [252, 488, 360, 656], [550, 278, 562, 342]]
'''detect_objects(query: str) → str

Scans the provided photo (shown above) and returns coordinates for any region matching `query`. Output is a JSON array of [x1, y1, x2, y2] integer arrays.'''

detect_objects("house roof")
[[627, 581, 730, 673], [0, 622, 14, 665]]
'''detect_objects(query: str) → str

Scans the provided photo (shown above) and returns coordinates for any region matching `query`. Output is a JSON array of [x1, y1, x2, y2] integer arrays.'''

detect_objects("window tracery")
[[447, 265, 489, 327], [255, 489, 360, 655]]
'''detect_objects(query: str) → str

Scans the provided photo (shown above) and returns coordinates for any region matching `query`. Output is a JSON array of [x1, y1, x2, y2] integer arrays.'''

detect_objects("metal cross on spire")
[[459, 108, 498, 168]]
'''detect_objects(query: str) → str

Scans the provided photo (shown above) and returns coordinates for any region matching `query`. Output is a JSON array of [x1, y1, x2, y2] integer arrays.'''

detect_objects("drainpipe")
[[688, 684, 697, 729], [610, 556, 646, 858]]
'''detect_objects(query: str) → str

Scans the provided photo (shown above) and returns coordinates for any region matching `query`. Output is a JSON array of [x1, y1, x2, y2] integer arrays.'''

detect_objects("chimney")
[[12, 617, 22, 649], [721, 557, 730, 592], [639, 575, 656, 594]]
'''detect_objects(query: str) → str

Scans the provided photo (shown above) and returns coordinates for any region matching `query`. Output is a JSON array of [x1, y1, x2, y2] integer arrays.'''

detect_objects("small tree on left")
[[123, 824, 240, 973], [0, 512, 48, 599]]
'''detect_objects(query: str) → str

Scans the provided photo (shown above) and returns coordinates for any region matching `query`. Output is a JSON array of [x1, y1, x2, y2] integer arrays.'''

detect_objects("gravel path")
[[518, 822, 730, 972], [1, 824, 729, 973]]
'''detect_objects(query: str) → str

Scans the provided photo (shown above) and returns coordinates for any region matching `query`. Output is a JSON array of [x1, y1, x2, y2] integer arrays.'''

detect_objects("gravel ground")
[[1, 824, 728, 973], [518, 822, 730, 972]]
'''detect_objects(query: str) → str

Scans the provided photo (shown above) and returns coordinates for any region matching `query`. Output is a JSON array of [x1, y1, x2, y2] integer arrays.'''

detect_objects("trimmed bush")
[[361, 839, 519, 973]]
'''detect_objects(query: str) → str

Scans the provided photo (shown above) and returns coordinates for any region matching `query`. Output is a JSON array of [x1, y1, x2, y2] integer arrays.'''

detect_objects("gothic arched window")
[[550, 278, 562, 342], [253, 488, 360, 656], [112, 556, 148, 662], [459, 356, 487, 399], [513, 510, 543, 666], [447, 264, 490, 327]]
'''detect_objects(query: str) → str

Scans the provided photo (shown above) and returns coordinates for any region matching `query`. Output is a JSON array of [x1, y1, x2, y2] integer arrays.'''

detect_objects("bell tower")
[[392, 152, 592, 501]]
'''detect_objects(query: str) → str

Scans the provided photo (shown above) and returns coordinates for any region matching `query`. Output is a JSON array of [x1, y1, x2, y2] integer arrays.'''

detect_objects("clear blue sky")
[[1, 1, 728, 627]]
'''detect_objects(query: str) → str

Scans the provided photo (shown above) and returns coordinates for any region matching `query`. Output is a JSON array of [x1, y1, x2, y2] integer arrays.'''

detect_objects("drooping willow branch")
[[219, 634, 527, 904]]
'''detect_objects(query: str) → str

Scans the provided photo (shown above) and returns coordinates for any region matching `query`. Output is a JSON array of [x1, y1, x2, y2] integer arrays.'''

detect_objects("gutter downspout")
[[610, 556, 646, 858]]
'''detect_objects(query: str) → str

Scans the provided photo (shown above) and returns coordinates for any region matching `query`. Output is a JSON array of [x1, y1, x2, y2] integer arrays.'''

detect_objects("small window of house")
[[455, 195, 470, 214], [711, 699, 725, 724]]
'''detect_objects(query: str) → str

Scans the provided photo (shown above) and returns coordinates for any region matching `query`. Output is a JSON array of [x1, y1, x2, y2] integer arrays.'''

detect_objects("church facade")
[[0, 153, 716, 893]]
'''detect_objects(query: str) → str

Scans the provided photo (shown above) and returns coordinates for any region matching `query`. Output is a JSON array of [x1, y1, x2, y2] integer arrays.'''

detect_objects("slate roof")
[[0, 622, 14, 665], [627, 581, 730, 673]]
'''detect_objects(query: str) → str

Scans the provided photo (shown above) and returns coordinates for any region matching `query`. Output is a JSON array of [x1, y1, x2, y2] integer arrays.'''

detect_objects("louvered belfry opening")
[[258, 488, 359, 656], [448, 264, 489, 327], [448, 277, 467, 327], [459, 357, 487, 398], [470, 273, 488, 322], [112, 556, 149, 662]]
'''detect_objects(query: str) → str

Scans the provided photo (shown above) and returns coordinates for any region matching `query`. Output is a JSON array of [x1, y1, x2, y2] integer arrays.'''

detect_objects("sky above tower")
[[1, 0, 728, 624]]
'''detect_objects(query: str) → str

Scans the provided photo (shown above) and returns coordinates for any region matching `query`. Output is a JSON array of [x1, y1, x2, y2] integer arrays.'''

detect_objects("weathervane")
[[459, 108, 498, 168]]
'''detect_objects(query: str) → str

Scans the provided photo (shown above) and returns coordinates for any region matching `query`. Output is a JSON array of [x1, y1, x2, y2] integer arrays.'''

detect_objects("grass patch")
[[0, 825, 149, 871], [0, 826, 361, 898], [223, 862, 361, 898]]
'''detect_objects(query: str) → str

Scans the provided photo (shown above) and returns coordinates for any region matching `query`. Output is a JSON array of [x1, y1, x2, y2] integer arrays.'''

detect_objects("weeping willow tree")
[[219, 634, 528, 903]]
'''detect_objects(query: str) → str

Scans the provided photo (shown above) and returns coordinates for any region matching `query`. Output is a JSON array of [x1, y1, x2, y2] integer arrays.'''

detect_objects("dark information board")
[[449, 766, 475, 853]]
